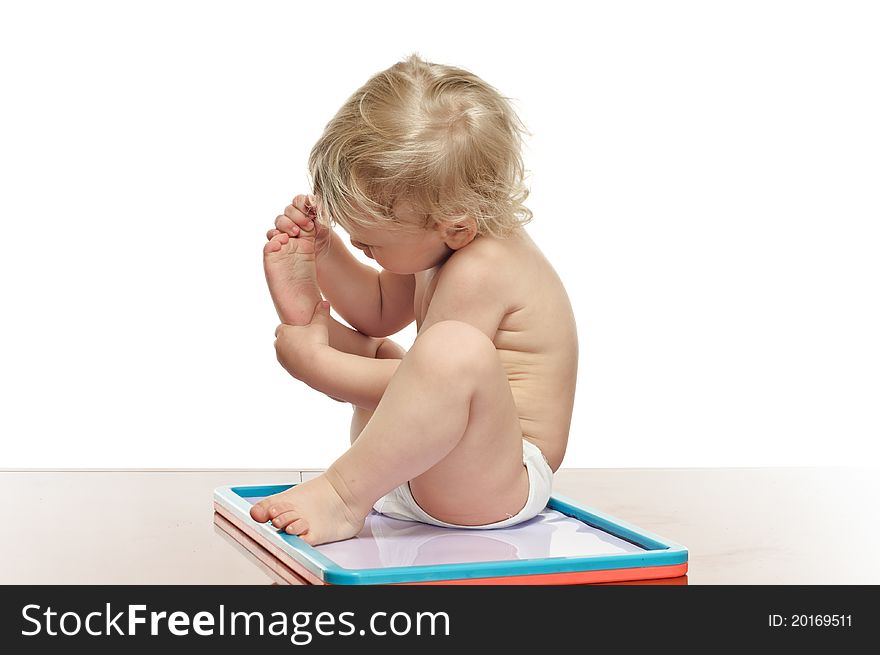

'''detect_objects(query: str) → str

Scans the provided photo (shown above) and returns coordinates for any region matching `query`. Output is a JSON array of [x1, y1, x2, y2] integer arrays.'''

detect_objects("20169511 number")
[[768, 614, 853, 628]]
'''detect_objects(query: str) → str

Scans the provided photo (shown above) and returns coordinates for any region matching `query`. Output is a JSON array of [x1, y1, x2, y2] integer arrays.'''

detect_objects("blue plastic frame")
[[214, 483, 688, 585]]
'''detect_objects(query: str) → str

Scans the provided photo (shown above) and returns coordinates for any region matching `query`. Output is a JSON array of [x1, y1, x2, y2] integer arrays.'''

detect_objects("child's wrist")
[[302, 344, 334, 386]]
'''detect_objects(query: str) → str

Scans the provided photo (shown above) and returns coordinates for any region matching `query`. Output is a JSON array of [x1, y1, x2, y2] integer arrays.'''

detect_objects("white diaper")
[[372, 438, 554, 530]]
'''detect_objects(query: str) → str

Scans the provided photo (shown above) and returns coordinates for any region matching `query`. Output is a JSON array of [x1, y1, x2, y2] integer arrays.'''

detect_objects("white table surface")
[[1, 468, 876, 584]]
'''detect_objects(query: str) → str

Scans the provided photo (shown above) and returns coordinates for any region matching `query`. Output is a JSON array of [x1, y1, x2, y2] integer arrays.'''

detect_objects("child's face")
[[344, 201, 454, 274]]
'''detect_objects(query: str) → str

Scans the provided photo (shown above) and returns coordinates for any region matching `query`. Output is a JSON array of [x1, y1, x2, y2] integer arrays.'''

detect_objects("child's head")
[[307, 53, 533, 251]]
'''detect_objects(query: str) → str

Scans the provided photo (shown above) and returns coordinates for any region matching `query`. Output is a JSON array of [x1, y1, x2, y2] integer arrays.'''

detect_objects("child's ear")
[[441, 216, 478, 250]]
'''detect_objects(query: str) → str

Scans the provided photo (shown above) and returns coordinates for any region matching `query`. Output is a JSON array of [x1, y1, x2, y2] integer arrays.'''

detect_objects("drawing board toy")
[[214, 483, 688, 585]]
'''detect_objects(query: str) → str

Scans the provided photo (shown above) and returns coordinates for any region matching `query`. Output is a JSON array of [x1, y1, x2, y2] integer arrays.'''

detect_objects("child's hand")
[[274, 300, 332, 383], [267, 194, 331, 258]]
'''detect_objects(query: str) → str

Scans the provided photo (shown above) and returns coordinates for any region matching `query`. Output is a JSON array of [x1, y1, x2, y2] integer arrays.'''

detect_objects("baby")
[[250, 54, 578, 546]]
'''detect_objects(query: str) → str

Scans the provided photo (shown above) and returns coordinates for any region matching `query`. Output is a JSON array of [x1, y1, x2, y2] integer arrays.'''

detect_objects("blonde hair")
[[307, 53, 533, 239]]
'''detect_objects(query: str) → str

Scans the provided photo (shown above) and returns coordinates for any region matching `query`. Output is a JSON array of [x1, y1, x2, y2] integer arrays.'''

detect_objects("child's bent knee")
[[419, 321, 491, 351], [414, 321, 496, 371]]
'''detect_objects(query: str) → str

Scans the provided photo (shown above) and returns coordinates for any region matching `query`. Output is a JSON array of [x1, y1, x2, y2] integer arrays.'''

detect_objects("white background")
[[1, 1, 877, 468]]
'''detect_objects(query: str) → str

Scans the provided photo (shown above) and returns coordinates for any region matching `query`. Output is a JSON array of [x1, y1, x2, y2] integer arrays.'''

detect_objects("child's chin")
[[383, 263, 423, 275]]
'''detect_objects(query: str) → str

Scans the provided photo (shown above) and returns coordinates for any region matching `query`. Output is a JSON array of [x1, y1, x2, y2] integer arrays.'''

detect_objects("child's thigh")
[[408, 351, 528, 525]]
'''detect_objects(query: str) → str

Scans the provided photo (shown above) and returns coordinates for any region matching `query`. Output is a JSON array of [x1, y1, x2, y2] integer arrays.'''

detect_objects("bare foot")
[[263, 227, 322, 326], [249, 474, 367, 546]]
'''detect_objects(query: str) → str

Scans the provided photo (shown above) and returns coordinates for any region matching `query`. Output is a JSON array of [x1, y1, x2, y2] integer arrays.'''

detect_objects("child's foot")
[[249, 474, 367, 546], [263, 229, 322, 326]]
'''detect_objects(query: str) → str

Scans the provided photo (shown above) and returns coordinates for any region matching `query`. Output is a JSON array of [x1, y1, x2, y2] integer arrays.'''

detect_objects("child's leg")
[[251, 320, 528, 545], [265, 225, 395, 379], [349, 338, 406, 442], [264, 231, 322, 327]]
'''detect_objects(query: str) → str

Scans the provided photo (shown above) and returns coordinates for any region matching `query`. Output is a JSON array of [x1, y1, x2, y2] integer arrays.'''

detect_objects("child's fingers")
[[266, 228, 282, 240], [274, 213, 301, 237], [291, 194, 318, 224], [284, 203, 315, 231], [292, 193, 317, 214]]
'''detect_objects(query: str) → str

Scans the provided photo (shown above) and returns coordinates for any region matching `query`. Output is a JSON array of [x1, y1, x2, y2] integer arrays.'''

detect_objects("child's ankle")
[[323, 466, 373, 520]]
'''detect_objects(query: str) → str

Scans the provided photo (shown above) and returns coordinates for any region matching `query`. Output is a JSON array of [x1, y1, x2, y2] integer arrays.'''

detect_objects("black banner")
[[1, 585, 874, 652]]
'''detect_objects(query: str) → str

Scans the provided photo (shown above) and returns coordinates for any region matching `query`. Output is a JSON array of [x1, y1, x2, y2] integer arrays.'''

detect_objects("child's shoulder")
[[438, 234, 508, 277], [432, 230, 531, 295], [450, 229, 532, 270]]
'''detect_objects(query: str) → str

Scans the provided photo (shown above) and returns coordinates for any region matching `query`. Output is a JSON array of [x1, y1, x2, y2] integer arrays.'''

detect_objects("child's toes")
[[285, 518, 309, 536], [271, 510, 299, 530], [263, 232, 289, 255], [249, 500, 272, 523]]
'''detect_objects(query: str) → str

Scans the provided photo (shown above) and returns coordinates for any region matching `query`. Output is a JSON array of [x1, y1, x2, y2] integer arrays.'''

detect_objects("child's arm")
[[274, 301, 405, 409], [305, 347, 401, 412], [312, 312, 407, 404], [323, 321, 405, 404], [317, 229, 416, 337], [326, 312, 385, 359]]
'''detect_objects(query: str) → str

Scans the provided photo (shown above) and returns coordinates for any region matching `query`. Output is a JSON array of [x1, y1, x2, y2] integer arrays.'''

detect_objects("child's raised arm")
[[316, 230, 415, 338]]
